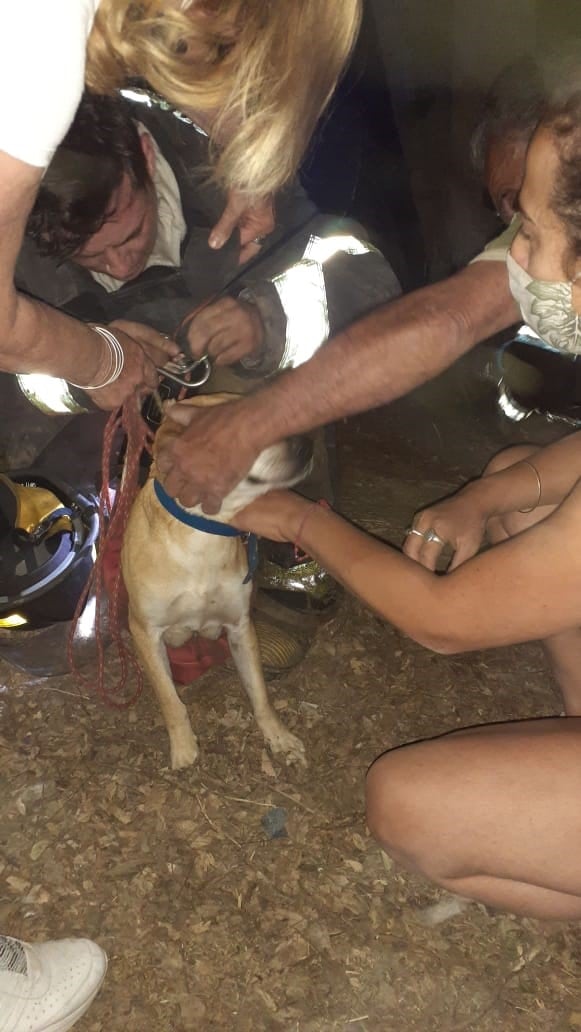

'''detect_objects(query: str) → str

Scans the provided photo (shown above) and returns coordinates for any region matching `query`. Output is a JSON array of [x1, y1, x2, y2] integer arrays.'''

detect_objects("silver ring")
[[406, 527, 425, 539], [251, 236, 266, 245], [424, 528, 445, 546]]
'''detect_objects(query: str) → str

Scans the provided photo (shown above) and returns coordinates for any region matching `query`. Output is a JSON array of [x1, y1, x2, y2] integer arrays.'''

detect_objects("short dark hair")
[[470, 56, 545, 176], [26, 91, 150, 260]]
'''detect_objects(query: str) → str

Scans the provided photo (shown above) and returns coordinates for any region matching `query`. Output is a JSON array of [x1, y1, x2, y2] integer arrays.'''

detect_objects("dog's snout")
[[289, 436, 314, 469]]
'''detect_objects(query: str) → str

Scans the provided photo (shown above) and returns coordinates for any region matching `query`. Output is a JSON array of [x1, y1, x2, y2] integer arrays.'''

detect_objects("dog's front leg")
[[227, 620, 306, 766], [129, 613, 199, 770]]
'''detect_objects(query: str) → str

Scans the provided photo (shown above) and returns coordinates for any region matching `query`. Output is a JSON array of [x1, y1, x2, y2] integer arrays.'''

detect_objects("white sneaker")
[[0, 936, 107, 1032]]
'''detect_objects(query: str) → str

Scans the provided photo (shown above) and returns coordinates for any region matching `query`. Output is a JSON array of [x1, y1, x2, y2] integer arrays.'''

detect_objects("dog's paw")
[[264, 724, 307, 768], [170, 729, 199, 770]]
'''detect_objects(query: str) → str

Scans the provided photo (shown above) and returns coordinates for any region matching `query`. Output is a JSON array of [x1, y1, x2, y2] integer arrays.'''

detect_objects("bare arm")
[[453, 430, 581, 515], [404, 430, 581, 571], [159, 260, 518, 510], [0, 153, 104, 379], [242, 259, 517, 439], [233, 483, 581, 655]]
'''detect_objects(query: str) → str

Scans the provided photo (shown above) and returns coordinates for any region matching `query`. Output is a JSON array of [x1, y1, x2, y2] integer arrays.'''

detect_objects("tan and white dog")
[[121, 395, 311, 770]]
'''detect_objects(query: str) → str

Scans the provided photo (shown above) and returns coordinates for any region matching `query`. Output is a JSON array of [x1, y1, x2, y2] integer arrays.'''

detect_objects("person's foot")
[[0, 935, 107, 1032], [254, 617, 309, 676], [257, 543, 339, 634], [250, 550, 339, 676]]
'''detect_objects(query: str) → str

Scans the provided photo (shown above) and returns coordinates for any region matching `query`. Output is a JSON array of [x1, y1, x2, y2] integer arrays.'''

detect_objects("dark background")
[[301, 0, 581, 291]]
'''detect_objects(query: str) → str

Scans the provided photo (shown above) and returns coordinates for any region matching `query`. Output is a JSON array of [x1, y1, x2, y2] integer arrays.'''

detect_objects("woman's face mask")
[[506, 250, 581, 355]]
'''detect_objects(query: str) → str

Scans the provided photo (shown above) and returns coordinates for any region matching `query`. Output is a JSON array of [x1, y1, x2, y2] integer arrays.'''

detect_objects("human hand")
[[403, 486, 489, 571], [109, 319, 180, 367], [209, 190, 275, 264], [231, 490, 311, 542], [185, 297, 264, 366], [155, 396, 265, 512], [89, 321, 179, 411]]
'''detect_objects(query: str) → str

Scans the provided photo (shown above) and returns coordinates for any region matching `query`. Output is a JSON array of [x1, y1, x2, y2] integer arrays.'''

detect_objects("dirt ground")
[[2, 351, 581, 1031]]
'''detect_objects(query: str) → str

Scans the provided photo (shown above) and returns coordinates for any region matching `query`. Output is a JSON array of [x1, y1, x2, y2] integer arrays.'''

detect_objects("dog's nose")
[[289, 436, 314, 468]]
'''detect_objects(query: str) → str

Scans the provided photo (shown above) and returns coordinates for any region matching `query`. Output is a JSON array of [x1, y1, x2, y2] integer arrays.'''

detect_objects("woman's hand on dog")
[[232, 490, 309, 542], [185, 297, 264, 366]]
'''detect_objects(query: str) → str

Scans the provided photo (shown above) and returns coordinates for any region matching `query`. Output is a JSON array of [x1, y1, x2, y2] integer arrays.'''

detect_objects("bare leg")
[[366, 717, 581, 919], [485, 446, 581, 713], [226, 619, 306, 765]]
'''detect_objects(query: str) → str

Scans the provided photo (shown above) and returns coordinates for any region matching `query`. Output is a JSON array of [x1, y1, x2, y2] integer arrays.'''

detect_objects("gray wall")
[[368, 0, 539, 277]]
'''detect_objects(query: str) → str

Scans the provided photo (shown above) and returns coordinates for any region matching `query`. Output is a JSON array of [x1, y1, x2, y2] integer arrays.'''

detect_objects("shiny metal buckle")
[[158, 353, 212, 388]]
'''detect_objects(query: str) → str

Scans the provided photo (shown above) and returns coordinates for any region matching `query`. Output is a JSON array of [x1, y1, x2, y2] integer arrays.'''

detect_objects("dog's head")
[[153, 393, 313, 517]]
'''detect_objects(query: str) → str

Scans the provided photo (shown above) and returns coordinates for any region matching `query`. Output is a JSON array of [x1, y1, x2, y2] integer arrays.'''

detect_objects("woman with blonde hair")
[[88, 0, 361, 200], [0, 4, 360, 1028]]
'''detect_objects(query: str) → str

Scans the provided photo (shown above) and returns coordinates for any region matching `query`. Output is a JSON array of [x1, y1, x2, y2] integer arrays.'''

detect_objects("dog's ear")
[[150, 404, 185, 469]]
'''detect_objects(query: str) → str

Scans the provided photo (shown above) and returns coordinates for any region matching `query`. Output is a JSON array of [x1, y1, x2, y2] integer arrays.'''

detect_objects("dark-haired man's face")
[[73, 133, 158, 282], [484, 132, 529, 224]]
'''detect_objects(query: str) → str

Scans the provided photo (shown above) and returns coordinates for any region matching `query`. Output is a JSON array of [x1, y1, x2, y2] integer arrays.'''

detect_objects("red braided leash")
[[67, 298, 231, 705], [67, 400, 154, 708]]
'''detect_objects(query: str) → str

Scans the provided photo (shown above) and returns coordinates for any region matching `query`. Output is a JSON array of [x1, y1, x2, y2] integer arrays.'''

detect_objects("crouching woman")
[[233, 425, 581, 919], [232, 82, 581, 920]]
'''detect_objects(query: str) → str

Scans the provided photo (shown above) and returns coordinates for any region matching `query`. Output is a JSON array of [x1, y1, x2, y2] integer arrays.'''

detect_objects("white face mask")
[[506, 251, 581, 354]]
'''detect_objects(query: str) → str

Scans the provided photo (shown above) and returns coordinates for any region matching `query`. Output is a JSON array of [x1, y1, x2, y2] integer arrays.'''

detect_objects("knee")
[[365, 746, 434, 870], [366, 741, 478, 886], [483, 444, 537, 479]]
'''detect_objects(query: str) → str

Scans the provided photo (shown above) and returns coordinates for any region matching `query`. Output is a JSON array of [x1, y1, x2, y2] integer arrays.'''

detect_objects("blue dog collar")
[[153, 479, 258, 584]]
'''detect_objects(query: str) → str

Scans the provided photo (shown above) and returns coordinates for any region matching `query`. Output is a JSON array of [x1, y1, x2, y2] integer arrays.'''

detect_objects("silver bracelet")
[[67, 325, 125, 390], [518, 459, 542, 513]]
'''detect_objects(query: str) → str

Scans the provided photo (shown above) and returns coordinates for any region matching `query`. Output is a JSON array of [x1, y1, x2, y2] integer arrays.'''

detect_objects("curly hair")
[[85, 0, 361, 198], [26, 92, 148, 260], [541, 54, 581, 267]]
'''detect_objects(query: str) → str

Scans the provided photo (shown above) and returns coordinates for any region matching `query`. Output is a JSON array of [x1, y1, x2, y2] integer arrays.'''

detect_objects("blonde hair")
[[86, 0, 361, 197]]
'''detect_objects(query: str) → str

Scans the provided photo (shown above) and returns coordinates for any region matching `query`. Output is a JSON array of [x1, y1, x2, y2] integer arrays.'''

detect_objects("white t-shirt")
[[471, 218, 520, 265], [0, 0, 101, 168]]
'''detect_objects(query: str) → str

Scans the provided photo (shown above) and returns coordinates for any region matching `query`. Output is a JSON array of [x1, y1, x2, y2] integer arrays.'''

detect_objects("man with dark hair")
[[17, 90, 255, 334], [27, 93, 150, 261], [18, 89, 400, 391]]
